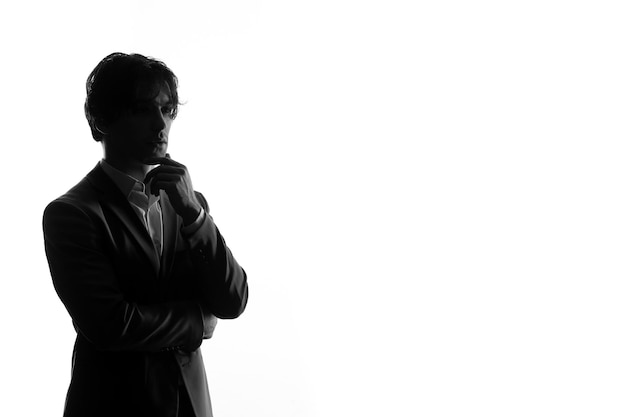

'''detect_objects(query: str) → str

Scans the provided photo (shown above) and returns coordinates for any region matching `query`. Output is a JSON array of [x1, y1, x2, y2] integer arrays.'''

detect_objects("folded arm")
[[43, 200, 206, 352]]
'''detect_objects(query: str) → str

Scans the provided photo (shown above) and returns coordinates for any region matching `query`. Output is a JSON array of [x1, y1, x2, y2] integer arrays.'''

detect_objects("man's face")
[[104, 81, 174, 165]]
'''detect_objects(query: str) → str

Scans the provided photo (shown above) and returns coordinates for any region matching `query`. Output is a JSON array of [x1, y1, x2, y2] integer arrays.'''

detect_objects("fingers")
[[143, 153, 184, 168], [142, 155, 197, 211], [148, 173, 180, 196], [149, 181, 174, 196], [144, 164, 186, 184]]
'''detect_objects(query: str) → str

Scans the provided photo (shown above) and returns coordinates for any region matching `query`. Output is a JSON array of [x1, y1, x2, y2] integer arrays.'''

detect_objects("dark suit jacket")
[[43, 163, 248, 417]]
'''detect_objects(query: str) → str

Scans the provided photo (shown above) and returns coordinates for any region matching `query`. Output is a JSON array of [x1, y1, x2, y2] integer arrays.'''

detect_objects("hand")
[[144, 154, 202, 225]]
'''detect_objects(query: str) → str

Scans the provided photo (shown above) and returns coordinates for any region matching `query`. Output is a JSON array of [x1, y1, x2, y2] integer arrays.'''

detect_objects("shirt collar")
[[99, 160, 159, 205]]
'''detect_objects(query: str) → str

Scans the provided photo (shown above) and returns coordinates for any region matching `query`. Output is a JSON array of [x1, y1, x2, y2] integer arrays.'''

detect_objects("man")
[[43, 53, 248, 417]]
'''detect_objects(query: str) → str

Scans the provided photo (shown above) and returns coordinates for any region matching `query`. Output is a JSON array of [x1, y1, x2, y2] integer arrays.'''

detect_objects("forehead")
[[133, 80, 172, 104]]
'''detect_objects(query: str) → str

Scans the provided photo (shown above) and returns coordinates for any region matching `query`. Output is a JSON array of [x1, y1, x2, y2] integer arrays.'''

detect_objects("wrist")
[[181, 204, 202, 226]]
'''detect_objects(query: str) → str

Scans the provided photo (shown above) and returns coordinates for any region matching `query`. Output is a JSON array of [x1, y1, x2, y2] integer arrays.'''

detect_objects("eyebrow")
[[132, 97, 172, 105]]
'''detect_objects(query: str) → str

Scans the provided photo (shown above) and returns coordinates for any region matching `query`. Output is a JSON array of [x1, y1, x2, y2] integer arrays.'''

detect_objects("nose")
[[153, 110, 167, 130]]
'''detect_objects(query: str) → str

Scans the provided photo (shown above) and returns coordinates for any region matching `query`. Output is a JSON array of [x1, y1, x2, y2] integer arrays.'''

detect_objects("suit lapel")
[[86, 164, 161, 275], [159, 191, 180, 280]]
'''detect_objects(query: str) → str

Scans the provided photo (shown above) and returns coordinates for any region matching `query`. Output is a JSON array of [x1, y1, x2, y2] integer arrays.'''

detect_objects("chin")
[[147, 146, 168, 159]]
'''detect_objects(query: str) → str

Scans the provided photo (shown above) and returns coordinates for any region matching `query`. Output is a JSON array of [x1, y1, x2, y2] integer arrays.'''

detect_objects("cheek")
[[126, 121, 151, 138]]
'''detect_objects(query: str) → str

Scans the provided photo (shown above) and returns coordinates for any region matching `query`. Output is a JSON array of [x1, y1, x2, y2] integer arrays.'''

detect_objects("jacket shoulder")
[[46, 176, 98, 212], [43, 165, 107, 221]]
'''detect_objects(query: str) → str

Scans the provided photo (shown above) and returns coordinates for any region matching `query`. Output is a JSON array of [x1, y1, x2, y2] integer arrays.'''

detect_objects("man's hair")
[[84, 52, 179, 141]]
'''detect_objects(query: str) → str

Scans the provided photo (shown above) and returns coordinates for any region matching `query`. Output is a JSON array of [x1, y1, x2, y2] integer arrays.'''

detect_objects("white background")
[[2, 1, 626, 416]]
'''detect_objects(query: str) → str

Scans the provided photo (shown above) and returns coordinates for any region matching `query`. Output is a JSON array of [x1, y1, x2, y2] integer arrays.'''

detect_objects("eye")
[[161, 105, 175, 117], [131, 104, 151, 115]]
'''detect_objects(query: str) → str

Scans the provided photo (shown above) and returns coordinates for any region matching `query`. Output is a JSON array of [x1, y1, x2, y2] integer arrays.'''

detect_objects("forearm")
[[193, 228, 249, 319], [72, 297, 205, 352], [48, 253, 206, 352], [183, 194, 249, 319]]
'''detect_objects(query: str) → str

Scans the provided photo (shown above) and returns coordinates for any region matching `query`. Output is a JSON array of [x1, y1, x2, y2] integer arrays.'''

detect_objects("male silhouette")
[[43, 52, 248, 417]]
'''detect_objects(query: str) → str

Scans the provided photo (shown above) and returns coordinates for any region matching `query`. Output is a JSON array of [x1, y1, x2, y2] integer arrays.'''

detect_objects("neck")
[[102, 156, 151, 182]]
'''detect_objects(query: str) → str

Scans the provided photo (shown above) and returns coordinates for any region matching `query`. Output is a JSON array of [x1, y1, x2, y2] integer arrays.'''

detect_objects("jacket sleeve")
[[185, 192, 249, 319], [43, 200, 205, 352]]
